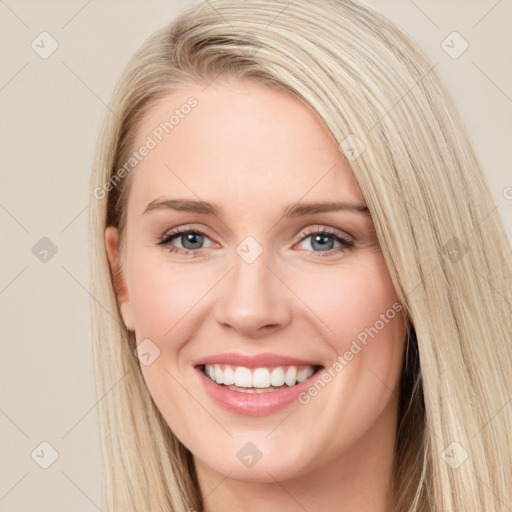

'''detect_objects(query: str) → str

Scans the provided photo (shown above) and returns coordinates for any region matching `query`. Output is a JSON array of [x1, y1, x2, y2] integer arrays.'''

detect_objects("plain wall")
[[1, 1, 510, 510]]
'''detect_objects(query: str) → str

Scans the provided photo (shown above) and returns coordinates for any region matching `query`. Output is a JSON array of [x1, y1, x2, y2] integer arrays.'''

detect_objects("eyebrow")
[[143, 197, 370, 218]]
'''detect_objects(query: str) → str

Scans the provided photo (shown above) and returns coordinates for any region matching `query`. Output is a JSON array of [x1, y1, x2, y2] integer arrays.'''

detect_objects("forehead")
[[127, 79, 364, 215]]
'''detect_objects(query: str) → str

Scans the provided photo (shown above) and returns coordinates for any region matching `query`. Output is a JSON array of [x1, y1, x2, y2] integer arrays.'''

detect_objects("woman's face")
[[105, 78, 406, 483]]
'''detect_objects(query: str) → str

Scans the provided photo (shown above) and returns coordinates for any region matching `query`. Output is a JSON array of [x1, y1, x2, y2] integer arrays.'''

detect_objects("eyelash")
[[157, 226, 355, 258]]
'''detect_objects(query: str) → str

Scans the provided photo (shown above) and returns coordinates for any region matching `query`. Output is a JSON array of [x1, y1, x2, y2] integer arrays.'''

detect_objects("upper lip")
[[193, 352, 324, 368]]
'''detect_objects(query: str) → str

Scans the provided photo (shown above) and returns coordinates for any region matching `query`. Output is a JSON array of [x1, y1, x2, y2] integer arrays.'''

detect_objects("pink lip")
[[192, 351, 322, 368], [194, 365, 324, 417]]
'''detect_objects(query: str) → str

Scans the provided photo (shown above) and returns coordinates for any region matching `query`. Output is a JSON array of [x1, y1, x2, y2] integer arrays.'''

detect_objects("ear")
[[105, 226, 135, 331]]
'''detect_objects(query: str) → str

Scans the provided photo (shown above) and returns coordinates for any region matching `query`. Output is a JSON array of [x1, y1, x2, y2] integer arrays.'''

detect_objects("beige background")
[[1, 1, 511, 510]]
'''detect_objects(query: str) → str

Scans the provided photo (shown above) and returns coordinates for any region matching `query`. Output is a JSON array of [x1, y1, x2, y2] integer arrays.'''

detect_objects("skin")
[[105, 78, 407, 512]]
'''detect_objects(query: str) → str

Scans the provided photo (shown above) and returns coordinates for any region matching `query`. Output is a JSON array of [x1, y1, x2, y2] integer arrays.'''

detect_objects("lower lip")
[[195, 366, 323, 416]]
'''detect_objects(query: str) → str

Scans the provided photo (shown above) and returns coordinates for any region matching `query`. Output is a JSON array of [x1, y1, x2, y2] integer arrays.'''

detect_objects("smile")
[[202, 364, 320, 392], [195, 362, 325, 416]]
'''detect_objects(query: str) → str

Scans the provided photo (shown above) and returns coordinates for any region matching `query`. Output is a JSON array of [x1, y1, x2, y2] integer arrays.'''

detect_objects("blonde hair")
[[89, 1, 512, 510]]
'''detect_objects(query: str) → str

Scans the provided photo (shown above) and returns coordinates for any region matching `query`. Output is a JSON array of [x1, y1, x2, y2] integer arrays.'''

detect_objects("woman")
[[89, 0, 512, 510]]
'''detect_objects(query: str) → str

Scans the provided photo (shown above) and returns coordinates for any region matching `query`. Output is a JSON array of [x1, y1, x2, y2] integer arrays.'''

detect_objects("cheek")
[[124, 254, 209, 431], [295, 257, 406, 406], [125, 252, 209, 338], [298, 257, 402, 345]]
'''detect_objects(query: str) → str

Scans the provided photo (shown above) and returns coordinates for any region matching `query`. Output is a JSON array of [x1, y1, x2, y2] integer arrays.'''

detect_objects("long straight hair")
[[89, 1, 512, 510]]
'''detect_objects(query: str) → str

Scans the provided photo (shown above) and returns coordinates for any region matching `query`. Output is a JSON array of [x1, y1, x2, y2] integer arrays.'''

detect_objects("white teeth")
[[297, 366, 314, 382], [225, 384, 284, 393], [252, 368, 271, 388], [234, 366, 252, 387], [270, 367, 286, 386], [285, 366, 297, 386], [223, 365, 235, 385], [204, 364, 317, 388], [214, 365, 224, 384], [296, 367, 308, 383]]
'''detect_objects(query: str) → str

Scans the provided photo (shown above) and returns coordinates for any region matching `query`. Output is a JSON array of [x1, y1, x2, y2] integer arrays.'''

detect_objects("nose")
[[213, 247, 293, 338]]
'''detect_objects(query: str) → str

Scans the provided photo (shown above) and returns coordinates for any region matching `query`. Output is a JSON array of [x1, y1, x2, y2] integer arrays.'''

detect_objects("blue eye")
[[157, 227, 354, 257], [298, 230, 354, 255], [157, 228, 214, 256], [171, 231, 204, 250]]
